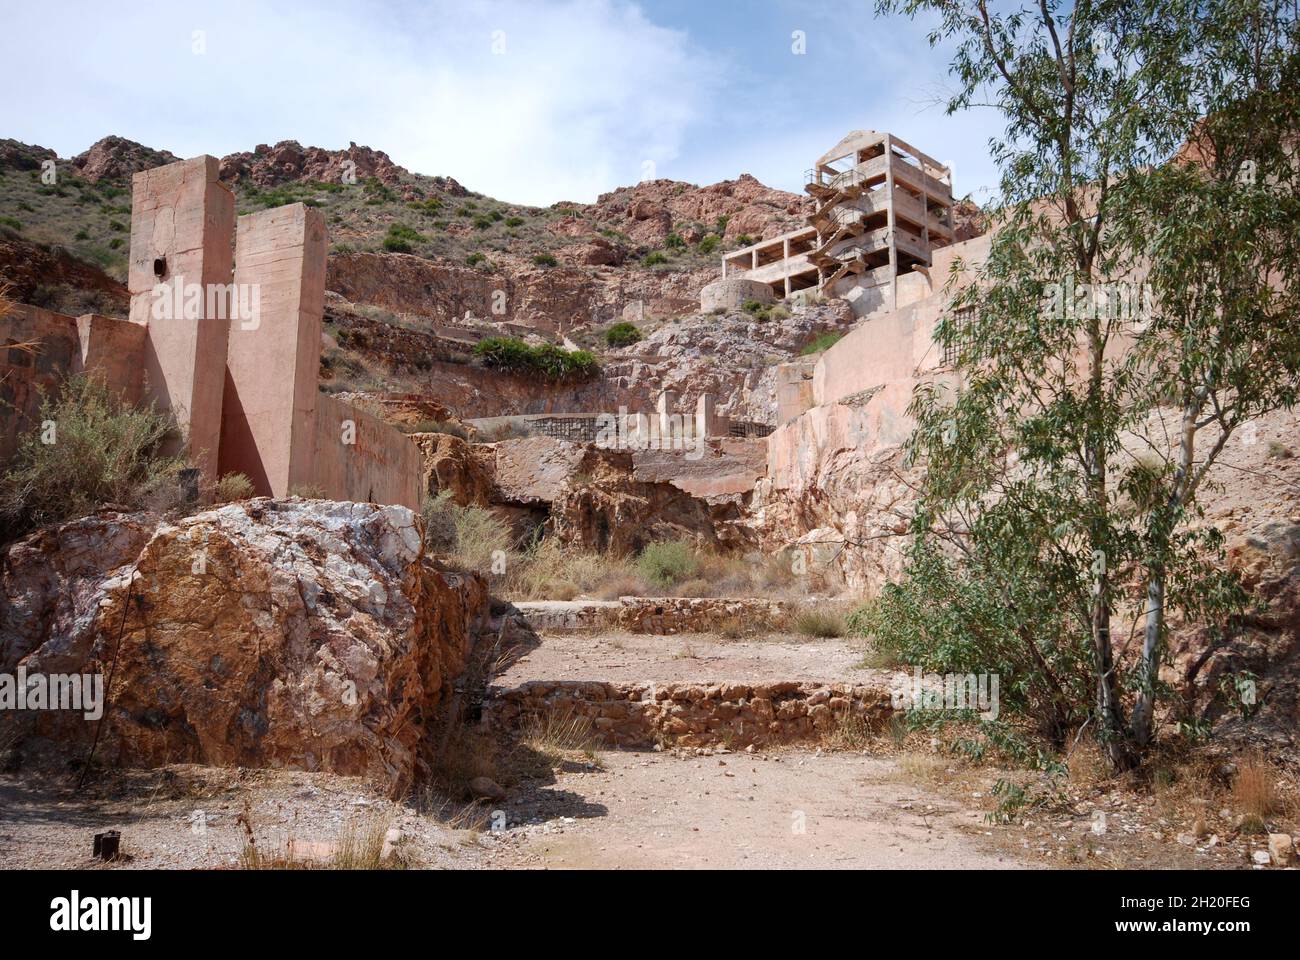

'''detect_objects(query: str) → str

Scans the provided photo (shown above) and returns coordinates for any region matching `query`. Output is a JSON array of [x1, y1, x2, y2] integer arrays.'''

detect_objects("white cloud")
[[2, 0, 997, 205], [2, 0, 721, 205]]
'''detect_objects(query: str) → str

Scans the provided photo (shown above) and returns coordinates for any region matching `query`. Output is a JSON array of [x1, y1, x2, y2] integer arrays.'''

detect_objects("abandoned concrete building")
[[703, 131, 955, 317]]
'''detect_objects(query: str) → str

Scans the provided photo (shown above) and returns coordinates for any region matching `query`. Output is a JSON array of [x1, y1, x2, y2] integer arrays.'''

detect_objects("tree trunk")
[[1130, 572, 1165, 748]]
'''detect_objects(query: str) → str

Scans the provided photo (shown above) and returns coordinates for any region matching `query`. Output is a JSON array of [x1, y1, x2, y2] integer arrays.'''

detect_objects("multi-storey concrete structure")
[[716, 131, 955, 316]]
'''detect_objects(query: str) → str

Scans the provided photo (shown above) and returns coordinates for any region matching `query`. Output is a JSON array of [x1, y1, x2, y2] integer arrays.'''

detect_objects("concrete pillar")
[[130, 156, 234, 481], [657, 389, 678, 449], [695, 393, 717, 438], [218, 203, 327, 497], [776, 362, 816, 425]]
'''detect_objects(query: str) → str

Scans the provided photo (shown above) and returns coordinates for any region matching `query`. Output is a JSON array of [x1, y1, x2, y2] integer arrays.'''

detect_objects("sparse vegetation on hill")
[[603, 321, 642, 347], [471, 336, 598, 381]]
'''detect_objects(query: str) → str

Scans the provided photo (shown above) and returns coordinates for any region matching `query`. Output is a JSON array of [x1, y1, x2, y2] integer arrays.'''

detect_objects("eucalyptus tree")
[[871, 0, 1300, 766]]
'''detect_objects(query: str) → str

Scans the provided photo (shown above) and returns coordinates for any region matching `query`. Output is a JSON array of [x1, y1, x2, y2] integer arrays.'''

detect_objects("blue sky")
[[3, 0, 1002, 206]]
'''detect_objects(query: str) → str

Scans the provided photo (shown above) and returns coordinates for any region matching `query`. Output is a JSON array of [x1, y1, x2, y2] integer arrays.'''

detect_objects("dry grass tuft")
[[822, 711, 874, 751], [238, 810, 403, 870], [212, 472, 254, 503], [1233, 753, 1282, 821], [792, 608, 847, 638], [519, 703, 602, 768]]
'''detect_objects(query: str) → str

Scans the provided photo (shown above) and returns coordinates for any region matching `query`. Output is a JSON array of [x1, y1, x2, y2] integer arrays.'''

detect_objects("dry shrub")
[[823, 711, 874, 751], [1233, 754, 1281, 821], [422, 491, 514, 576], [288, 483, 326, 499], [595, 574, 648, 600], [428, 725, 501, 796], [504, 538, 641, 600], [1065, 740, 1111, 789], [792, 608, 847, 638], [212, 472, 254, 503], [673, 577, 712, 597], [717, 614, 747, 639], [896, 752, 957, 785], [0, 375, 186, 541], [519, 703, 601, 766], [239, 811, 401, 870]]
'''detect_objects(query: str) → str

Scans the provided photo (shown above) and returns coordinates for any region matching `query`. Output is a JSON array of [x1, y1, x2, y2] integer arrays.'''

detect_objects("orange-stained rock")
[[0, 499, 488, 795]]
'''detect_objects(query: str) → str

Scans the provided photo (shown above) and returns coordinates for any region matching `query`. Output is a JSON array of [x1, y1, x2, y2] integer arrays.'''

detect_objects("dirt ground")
[[1, 623, 1290, 871], [479, 747, 1028, 869], [0, 749, 1027, 871], [492, 628, 883, 688]]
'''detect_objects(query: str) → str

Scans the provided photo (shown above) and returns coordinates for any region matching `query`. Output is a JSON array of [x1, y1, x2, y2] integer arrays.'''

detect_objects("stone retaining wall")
[[509, 597, 793, 634], [615, 597, 791, 634], [485, 679, 892, 749]]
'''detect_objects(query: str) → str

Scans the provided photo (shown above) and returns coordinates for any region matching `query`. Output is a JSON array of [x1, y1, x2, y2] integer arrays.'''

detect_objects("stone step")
[[484, 678, 893, 751]]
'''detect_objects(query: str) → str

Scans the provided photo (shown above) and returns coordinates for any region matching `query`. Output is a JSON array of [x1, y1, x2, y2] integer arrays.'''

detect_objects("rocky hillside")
[[0, 135, 804, 310], [0, 134, 823, 423]]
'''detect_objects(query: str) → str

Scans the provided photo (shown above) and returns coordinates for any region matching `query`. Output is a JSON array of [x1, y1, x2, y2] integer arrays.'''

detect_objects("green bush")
[[696, 235, 720, 254], [505, 216, 525, 227], [383, 223, 426, 253], [636, 540, 700, 587], [665, 232, 686, 249], [735, 234, 756, 246], [532, 253, 558, 267], [799, 331, 844, 355], [466, 252, 487, 267], [643, 251, 669, 266], [604, 322, 642, 347], [472, 337, 599, 381], [0, 375, 186, 542]]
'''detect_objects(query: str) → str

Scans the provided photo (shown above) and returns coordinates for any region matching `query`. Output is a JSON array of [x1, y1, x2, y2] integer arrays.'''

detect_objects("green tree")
[[874, 0, 1300, 767]]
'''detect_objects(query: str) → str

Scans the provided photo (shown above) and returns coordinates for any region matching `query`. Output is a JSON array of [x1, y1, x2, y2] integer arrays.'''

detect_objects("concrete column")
[[695, 393, 717, 439], [129, 156, 235, 481], [657, 389, 678, 449], [218, 203, 327, 497]]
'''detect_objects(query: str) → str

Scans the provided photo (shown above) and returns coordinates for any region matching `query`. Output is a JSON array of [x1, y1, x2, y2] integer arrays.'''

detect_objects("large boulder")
[[0, 500, 488, 794], [546, 447, 719, 554]]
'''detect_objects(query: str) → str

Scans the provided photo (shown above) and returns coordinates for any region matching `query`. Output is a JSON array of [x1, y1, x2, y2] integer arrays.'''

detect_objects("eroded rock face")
[[0, 500, 488, 794], [546, 447, 720, 554], [413, 432, 496, 507], [603, 300, 857, 425]]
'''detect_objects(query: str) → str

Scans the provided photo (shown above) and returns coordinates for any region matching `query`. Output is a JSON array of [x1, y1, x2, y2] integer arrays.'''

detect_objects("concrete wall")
[[77, 313, 147, 405], [314, 393, 422, 510], [699, 277, 776, 313], [0, 304, 147, 465], [129, 156, 235, 481], [219, 203, 327, 496], [766, 233, 991, 490]]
